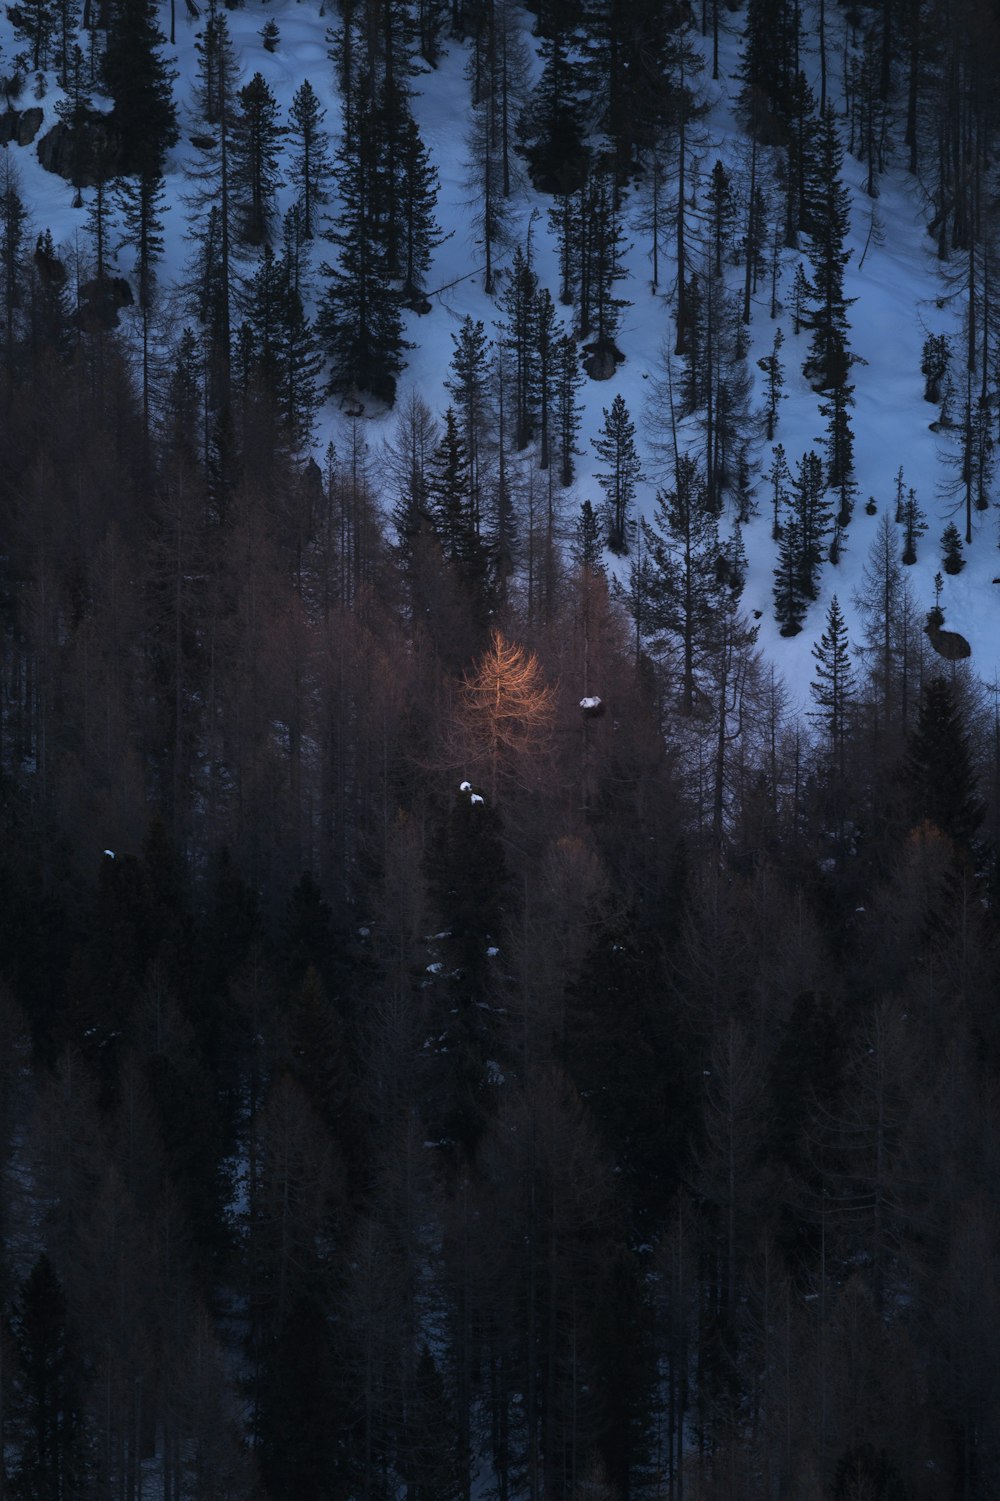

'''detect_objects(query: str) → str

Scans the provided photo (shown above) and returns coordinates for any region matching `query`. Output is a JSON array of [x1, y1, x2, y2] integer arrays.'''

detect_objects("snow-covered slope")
[[6, 0, 992, 712]]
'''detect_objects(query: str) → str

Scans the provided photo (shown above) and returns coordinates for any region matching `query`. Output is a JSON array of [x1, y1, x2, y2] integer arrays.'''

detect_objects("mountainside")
[[1, 0, 993, 699]]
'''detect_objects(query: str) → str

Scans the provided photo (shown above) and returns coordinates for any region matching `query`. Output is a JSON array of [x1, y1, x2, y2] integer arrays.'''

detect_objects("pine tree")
[[773, 507, 809, 636], [941, 520, 965, 574], [900, 486, 926, 565], [287, 80, 331, 240], [445, 316, 494, 535], [318, 74, 405, 404], [707, 158, 736, 277], [801, 108, 855, 392], [101, 0, 178, 177], [592, 393, 642, 553], [922, 331, 950, 404], [636, 454, 724, 711], [0, 156, 28, 359], [233, 73, 282, 247], [904, 676, 985, 851], [184, 0, 240, 408], [757, 324, 785, 440], [573, 499, 604, 571], [7, 0, 57, 73], [498, 243, 538, 450], [809, 594, 855, 777], [581, 164, 629, 358], [554, 329, 584, 486], [397, 112, 442, 301]]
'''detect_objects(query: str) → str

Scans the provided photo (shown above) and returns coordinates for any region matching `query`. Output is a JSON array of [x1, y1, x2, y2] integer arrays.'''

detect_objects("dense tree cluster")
[[4, 0, 1000, 1497]]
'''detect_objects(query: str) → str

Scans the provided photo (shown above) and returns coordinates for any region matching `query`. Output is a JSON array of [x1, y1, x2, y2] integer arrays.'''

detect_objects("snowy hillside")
[[1, 0, 991, 709]]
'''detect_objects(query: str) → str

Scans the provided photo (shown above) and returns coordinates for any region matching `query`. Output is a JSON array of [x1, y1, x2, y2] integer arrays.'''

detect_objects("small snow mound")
[[470, 793, 484, 805], [486, 945, 499, 957], [103, 849, 115, 859], [459, 780, 472, 792], [426, 962, 443, 974]]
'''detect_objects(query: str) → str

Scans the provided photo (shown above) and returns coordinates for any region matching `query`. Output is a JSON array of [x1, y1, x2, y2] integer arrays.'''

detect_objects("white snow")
[[6, 0, 997, 720]]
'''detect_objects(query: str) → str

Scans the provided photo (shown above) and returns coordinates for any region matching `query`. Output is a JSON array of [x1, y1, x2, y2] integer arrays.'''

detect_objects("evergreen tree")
[[101, 0, 178, 178], [580, 164, 629, 357], [904, 676, 985, 852], [0, 157, 28, 359], [635, 453, 724, 711], [233, 73, 282, 247], [427, 407, 493, 630], [801, 108, 855, 392], [184, 0, 240, 409], [941, 520, 965, 574], [707, 158, 736, 277], [573, 498, 604, 571], [592, 393, 642, 553], [809, 594, 855, 778], [397, 112, 442, 301], [900, 486, 926, 565], [757, 324, 785, 440], [773, 506, 809, 636], [445, 316, 494, 535], [7, 0, 57, 73], [498, 243, 538, 450], [287, 80, 331, 240], [554, 329, 584, 486], [318, 75, 405, 404], [922, 331, 950, 404]]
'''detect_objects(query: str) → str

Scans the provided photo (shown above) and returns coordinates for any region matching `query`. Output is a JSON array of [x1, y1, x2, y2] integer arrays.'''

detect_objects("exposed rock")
[[925, 621, 971, 660], [37, 113, 124, 187], [0, 106, 42, 145], [189, 133, 217, 151], [582, 338, 625, 380], [17, 107, 42, 145]]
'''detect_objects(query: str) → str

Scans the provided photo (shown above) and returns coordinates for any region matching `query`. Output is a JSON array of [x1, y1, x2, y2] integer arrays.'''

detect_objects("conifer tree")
[[941, 521, 965, 574], [592, 394, 642, 553], [0, 156, 28, 359], [498, 244, 538, 450], [102, 0, 178, 177], [318, 74, 405, 403], [554, 329, 584, 486], [801, 108, 855, 392], [445, 316, 494, 535], [573, 499, 604, 571], [707, 158, 736, 277], [900, 486, 926, 565], [773, 507, 809, 635], [184, 0, 240, 408], [397, 112, 442, 302], [757, 325, 785, 440], [233, 73, 282, 247], [904, 677, 985, 851], [635, 454, 723, 711], [287, 80, 331, 240], [809, 594, 855, 778], [580, 164, 629, 358]]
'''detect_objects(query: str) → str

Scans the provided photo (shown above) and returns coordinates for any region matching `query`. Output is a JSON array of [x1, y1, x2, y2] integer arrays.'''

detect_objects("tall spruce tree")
[[102, 0, 178, 177], [802, 108, 855, 392], [634, 453, 724, 712], [287, 80, 331, 240], [592, 393, 642, 553], [809, 594, 855, 779], [233, 73, 282, 247]]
